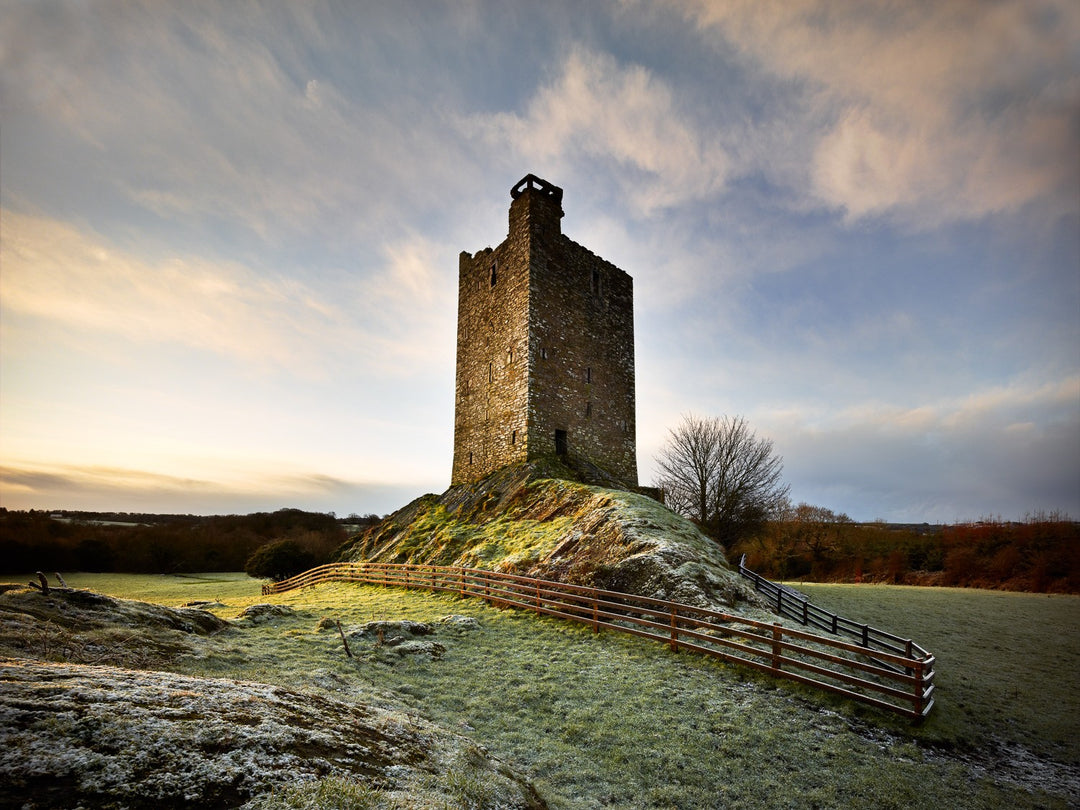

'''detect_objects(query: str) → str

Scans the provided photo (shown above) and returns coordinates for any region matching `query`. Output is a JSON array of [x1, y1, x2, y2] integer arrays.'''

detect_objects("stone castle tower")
[[451, 174, 637, 486]]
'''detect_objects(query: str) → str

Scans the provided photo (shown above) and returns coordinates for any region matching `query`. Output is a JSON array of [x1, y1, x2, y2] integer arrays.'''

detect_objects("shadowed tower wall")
[[452, 175, 637, 486]]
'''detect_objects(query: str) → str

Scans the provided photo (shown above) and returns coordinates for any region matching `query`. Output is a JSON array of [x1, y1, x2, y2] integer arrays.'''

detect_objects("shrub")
[[244, 539, 315, 582]]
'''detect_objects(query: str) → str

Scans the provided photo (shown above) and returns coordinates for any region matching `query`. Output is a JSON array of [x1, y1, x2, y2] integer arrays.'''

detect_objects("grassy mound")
[[337, 461, 764, 611]]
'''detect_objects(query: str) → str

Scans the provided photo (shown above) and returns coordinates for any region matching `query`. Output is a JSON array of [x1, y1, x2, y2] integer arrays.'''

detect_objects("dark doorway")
[[555, 429, 568, 456]]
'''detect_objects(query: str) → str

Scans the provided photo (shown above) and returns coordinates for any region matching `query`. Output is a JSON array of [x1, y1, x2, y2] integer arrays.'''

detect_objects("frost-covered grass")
[[42, 573, 1077, 809], [243, 776, 379, 810], [793, 583, 1080, 763]]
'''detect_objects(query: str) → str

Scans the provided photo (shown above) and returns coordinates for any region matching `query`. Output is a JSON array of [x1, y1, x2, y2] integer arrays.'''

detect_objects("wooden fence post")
[[670, 605, 679, 652], [912, 659, 925, 716], [592, 590, 600, 634], [771, 623, 783, 671]]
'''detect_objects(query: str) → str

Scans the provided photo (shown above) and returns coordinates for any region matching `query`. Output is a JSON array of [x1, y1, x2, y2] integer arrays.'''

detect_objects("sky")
[[1, 0, 1078, 524]]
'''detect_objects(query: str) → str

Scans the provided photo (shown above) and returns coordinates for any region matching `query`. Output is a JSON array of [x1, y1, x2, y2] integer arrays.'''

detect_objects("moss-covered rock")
[[338, 462, 765, 611]]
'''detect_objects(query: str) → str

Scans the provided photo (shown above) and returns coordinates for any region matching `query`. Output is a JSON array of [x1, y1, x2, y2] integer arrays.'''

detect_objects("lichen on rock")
[[235, 603, 297, 624], [348, 620, 446, 659], [0, 659, 545, 809]]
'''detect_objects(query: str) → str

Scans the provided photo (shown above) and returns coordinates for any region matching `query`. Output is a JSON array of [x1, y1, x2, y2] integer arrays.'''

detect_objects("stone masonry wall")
[[527, 236, 636, 484], [451, 176, 637, 486], [451, 244, 530, 483]]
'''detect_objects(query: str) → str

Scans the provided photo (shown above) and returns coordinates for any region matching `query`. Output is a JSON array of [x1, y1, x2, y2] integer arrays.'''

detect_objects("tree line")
[[654, 413, 1078, 593], [0, 508, 361, 575], [730, 508, 1079, 593]]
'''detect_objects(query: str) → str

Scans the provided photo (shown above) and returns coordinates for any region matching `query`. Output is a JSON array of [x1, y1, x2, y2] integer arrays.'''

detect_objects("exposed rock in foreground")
[[0, 584, 228, 635], [0, 658, 546, 810], [339, 461, 765, 612], [0, 585, 229, 670]]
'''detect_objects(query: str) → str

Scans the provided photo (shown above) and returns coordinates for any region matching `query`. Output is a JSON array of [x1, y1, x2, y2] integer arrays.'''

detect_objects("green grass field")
[[792, 583, 1080, 762], [17, 572, 1078, 809]]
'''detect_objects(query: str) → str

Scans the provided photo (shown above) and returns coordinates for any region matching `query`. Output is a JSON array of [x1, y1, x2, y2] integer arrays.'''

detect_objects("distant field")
[[24, 571, 265, 605], [9, 572, 1077, 808], [792, 583, 1080, 762]]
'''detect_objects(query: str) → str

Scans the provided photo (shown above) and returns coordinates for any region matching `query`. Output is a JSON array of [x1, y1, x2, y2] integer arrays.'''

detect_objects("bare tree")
[[790, 503, 852, 565], [656, 414, 789, 546]]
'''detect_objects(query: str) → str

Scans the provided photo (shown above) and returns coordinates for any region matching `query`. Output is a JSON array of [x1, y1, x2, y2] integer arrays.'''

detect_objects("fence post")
[[670, 605, 679, 652], [912, 658, 925, 716], [861, 624, 869, 647], [771, 624, 782, 671], [592, 591, 599, 634], [535, 583, 541, 609]]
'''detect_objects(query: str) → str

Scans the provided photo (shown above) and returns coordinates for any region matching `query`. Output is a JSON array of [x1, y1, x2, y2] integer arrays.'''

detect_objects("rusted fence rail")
[[736, 556, 929, 664], [263, 561, 935, 720]]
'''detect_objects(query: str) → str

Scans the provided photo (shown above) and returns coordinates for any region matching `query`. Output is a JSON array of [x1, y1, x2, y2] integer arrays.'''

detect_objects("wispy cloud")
[[1, 209, 455, 380], [758, 377, 1080, 521], [1, 209, 344, 376], [0, 2, 472, 245], [465, 46, 732, 216], [669, 0, 1080, 225], [349, 234, 458, 372], [0, 460, 419, 515]]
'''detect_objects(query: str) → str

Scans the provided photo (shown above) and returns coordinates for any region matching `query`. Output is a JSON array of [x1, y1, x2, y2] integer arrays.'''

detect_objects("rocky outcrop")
[[0, 585, 229, 670], [0, 658, 545, 809], [338, 461, 765, 611], [0, 584, 228, 635]]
